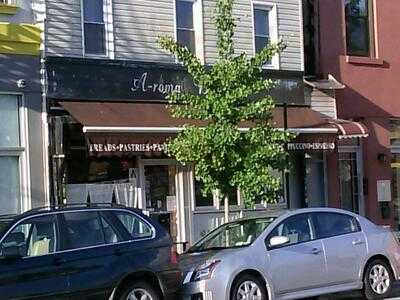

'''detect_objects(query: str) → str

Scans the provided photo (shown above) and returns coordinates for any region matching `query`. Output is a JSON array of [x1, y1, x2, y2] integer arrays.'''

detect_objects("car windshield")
[[188, 217, 275, 253]]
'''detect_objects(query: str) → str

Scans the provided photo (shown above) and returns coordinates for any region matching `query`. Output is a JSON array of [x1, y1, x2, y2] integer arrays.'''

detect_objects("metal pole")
[[283, 103, 291, 209]]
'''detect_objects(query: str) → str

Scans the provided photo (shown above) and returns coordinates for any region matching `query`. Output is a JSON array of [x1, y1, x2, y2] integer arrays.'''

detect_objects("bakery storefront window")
[[195, 179, 213, 207], [64, 123, 138, 205], [194, 178, 238, 208], [68, 157, 137, 185]]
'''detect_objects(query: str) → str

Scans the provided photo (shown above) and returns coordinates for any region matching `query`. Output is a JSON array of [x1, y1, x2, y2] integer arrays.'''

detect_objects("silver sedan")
[[180, 208, 400, 300]]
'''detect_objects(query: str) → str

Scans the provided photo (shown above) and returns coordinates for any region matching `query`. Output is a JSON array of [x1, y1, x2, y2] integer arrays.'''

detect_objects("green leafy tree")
[[159, 0, 292, 221]]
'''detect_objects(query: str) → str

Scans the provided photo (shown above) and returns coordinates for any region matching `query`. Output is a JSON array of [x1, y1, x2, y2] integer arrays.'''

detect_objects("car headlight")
[[192, 260, 221, 282]]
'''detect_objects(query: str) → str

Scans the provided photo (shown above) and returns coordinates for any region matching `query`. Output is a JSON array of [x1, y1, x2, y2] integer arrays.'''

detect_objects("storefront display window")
[[67, 157, 137, 184], [194, 179, 239, 208], [194, 179, 213, 207], [64, 123, 139, 205], [0, 94, 24, 215], [226, 186, 239, 206], [0, 157, 20, 215], [0, 94, 20, 147]]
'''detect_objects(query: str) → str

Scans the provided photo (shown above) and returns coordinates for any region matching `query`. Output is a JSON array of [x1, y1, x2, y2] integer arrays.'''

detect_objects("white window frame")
[[0, 93, 31, 215], [137, 158, 177, 210], [81, 0, 115, 59], [251, 1, 279, 70], [174, 0, 205, 64]]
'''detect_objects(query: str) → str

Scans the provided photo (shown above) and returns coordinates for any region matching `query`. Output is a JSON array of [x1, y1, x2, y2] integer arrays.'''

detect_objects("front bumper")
[[181, 277, 228, 300]]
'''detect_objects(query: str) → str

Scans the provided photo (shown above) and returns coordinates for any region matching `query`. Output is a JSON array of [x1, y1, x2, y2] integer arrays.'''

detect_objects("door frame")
[[338, 143, 365, 216], [137, 157, 176, 209], [391, 146, 400, 228], [137, 157, 194, 250]]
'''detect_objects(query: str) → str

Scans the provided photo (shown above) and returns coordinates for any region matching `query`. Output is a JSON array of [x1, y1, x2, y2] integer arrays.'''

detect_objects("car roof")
[[222, 207, 361, 227], [0, 204, 171, 244], [282, 207, 361, 217], [17, 203, 143, 219]]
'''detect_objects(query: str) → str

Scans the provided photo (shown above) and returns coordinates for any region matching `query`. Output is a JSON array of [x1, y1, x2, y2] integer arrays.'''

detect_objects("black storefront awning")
[[46, 57, 305, 105]]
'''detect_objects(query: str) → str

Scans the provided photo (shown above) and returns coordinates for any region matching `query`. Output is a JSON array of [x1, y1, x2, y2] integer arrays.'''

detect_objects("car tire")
[[119, 281, 161, 300], [230, 274, 268, 300], [363, 259, 394, 300]]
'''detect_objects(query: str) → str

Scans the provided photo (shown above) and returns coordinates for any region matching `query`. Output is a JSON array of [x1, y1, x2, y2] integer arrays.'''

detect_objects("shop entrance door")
[[305, 153, 327, 207], [139, 159, 193, 251], [142, 162, 178, 243], [144, 165, 176, 212], [338, 147, 364, 215]]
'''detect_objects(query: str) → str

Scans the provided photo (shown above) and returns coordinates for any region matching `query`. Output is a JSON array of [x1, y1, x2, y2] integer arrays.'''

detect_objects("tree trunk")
[[224, 195, 230, 246], [224, 195, 229, 223]]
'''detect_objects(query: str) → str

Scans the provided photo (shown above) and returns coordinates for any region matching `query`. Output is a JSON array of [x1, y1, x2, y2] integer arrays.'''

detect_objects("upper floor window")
[[83, 0, 106, 56], [345, 0, 374, 57], [176, 0, 196, 54], [252, 3, 278, 68], [254, 8, 270, 54]]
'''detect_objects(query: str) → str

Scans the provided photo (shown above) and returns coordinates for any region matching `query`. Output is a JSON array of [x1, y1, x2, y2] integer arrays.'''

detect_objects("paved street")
[[316, 283, 400, 299]]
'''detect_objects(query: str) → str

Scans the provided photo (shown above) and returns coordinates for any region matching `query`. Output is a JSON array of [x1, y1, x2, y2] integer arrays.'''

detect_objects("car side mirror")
[[269, 236, 290, 248], [1, 245, 23, 260]]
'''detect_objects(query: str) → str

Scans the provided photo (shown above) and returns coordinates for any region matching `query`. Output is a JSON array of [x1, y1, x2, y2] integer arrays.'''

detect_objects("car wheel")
[[231, 274, 268, 300], [119, 281, 160, 300], [363, 259, 394, 300]]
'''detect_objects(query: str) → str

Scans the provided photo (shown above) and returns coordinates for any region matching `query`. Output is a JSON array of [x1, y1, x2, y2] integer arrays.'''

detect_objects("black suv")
[[0, 205, 181, 300]]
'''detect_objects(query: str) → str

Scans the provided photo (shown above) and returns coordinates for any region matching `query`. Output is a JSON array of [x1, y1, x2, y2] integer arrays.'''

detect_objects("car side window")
[[99, 215, 124, 244], [61, 211, 105, 250], [114, 211, 153, 240], [0, 215, 58, 257], [313, 212, 360, 239], [267, 214, 314, 248]]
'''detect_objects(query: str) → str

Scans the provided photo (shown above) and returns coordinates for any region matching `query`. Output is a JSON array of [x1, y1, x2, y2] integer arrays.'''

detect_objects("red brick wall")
[[317, 0, 400, 225]]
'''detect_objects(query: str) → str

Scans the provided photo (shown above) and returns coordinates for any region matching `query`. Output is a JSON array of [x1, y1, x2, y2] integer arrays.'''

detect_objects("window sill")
[[0, 3, 19, 15], [346, 55, 384, 66], [83, 53, 110, 60], [261, 63, 280, 71]]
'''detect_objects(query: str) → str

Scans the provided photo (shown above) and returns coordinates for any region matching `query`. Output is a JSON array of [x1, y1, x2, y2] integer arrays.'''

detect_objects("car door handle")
[[352, 239, 365, 246], [114, 248, 123, 256], [311, 248, 322, 255], [53, 257, 66, 266]]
